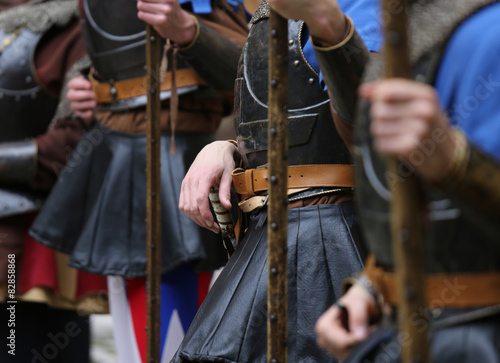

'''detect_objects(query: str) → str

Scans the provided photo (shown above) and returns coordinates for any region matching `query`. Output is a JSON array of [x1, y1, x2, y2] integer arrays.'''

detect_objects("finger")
[[70, 100, 97, 112], [368, 79, 436, 104], [218, 171, 233, 210], [346, 300, 372, 342], [196, 178, 219, 232]]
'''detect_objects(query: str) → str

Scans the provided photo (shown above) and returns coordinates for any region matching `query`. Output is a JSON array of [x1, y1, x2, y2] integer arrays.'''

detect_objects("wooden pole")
[[267, 9, 288, 363], [382, 1, 430, 362], [145, 24, 162, 363]]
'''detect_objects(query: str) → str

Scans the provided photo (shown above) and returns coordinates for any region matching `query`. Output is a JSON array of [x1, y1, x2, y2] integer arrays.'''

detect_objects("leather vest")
[[80, 0, 148, 82], [81, 0, 197, 111], [235, 15, 351, 169], [0, 27, 59, 142], [354, 0, 500, 274]]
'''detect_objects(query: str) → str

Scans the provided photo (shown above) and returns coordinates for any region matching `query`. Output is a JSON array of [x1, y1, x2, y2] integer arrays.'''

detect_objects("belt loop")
[[245, 169, 254, 195]]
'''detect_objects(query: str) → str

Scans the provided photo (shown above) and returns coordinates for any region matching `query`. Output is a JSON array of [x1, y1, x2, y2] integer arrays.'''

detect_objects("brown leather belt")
[[231, 164, 354, 199], [89, 68, 206, 103], [365, 255, 500, 308]]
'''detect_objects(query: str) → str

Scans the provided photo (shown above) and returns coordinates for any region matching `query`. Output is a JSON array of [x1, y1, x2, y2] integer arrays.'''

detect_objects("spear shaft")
[[267, 9, 288, 363], [145, 24, 162, 363], [382, 1, 430, 362]]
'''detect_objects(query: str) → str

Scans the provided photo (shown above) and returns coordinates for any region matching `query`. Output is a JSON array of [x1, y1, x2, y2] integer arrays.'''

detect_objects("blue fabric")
[[435, 2, 500, 161], [302, 0, 382, 85], [179, 0, 243, 14]]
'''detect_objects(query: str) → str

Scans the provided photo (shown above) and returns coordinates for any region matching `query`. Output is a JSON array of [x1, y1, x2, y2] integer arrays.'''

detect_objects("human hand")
[[137, 0, 196, 46], [359, 79, 459, 182], [179, 141, 239, 233], [66, 75, 96, 123], [315, 284, 378, 360], [267, 0, 346, 46]]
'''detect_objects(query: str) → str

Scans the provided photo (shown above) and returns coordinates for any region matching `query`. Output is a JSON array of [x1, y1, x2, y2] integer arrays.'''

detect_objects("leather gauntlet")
[[313, 17, 370, 124], [179, 20, 243, 91], [433, 132, 500, 232]]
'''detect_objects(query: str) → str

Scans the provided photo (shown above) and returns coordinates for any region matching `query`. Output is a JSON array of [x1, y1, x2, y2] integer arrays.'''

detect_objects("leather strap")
[[89, 68, 206, 103], [232, 164, 354, 199], [365, 255, 500, 308]]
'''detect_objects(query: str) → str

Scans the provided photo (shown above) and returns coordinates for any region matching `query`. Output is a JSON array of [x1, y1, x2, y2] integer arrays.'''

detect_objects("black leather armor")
[[0, 26, 60, 217], [0, 28, 59, 142], [235, 16, 351, 169]]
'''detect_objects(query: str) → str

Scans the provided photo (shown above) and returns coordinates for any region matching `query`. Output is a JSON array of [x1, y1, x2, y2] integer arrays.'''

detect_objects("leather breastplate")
[[0, 27, 58, 142], [81, 0, 149, 82], [235, 18, 351, 169], [354, 0, 500, 274]]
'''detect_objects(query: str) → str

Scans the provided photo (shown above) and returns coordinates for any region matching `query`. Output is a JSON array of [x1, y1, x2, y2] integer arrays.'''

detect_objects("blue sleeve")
[[303, 0, 382, 78], [337, 0, 383, 53], [180, 0, 244, 14], [435, 3, 500, 162]]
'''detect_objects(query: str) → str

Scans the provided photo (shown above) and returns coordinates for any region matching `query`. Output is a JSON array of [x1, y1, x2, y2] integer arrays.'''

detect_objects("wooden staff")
[[382, 1, 430, 362], [145, 24, 162, 363], [267, 8, 288, 363]]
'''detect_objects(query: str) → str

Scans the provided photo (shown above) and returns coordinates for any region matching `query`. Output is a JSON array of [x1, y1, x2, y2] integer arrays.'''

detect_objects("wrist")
[[171, 13, 197, 47], [307, 8, 347, 47], [177, 15, 200, 49], [311, 16, 353, 50], [342, 273, 382, 324]]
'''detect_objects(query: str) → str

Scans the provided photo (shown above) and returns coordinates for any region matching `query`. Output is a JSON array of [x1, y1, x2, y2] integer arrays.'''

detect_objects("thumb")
[[218, 173, 233, 210], [348, 301, 371, 342]]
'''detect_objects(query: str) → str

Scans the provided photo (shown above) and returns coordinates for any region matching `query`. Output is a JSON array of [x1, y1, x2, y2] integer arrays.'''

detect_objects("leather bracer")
[[438, 144, 500, 227], [313, 17, 369, 124], [179, 20, 243, 91]]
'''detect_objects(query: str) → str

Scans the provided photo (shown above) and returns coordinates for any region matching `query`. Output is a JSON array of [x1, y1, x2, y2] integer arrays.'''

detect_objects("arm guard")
[[312, 17, 370, 124], [179, 20, 243, 91], [0, 140, 37, 186]]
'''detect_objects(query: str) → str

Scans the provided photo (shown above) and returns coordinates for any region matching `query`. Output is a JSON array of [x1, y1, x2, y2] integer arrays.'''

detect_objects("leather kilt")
[[172, 202, 365, 362], [29, 123, 227, 277]]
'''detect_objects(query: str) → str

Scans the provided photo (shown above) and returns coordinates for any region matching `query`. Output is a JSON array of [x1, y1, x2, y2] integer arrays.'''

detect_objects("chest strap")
[[231, 164, 354, 200], [89, 67, 206, 103], [365, 255, 500, 308]]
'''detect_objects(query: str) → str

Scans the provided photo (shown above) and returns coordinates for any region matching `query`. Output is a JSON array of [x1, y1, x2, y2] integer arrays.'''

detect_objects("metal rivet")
[[405, 286, 417, 301], [288, 39, 293, 45], [270, 175, 278, 185], [308, 78, 315, 85], [271, 79, 278, 88], [271, 222, 278, 231], [271, 267, 278, 276], [270, 127, 277, 140], [388, 31, 401, 45], [293, 60, 299, 67]]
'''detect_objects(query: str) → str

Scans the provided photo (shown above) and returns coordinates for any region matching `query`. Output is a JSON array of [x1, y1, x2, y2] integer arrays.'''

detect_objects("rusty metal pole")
[[267, 8, 288, 363], [145, 24, 162, 363], [382, 1, 430, 362]]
